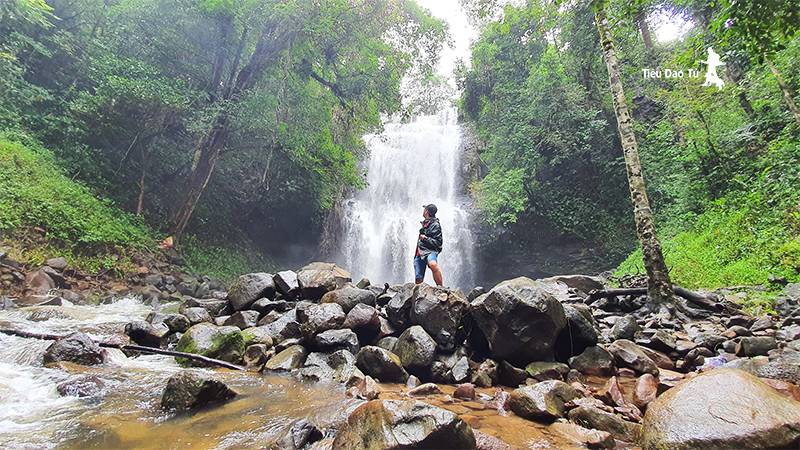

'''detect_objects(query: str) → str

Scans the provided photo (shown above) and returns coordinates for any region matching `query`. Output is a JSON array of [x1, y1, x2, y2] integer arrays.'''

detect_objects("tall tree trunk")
[[636, 10, 653, 51], [594, 3, 675, 309], [136, 145, 147, 216], [170, 20, 296, 244], [766, 59, 800, 126]]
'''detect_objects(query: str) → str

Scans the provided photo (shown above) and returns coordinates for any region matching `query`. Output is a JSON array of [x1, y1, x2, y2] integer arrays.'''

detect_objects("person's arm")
[[427, 221, 443, 249]]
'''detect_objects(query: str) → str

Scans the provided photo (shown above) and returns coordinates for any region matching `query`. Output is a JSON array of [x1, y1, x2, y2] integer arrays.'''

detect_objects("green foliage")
[[181, 234, 277, 283], [474, 167, 528, 226], [0, 138, 151, 247]]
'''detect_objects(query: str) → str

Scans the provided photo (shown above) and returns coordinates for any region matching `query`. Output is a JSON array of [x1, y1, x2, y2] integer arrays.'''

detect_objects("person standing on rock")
[[415, 204, 444, 286]]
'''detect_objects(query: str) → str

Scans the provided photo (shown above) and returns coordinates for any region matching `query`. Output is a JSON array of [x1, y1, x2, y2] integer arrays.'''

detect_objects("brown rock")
[[454, 383, 476, 400], [633, 373, 658, 409], [549, 422, 615, 449]]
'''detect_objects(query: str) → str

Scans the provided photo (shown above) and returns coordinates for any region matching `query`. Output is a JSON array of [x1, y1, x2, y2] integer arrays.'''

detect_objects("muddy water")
[[0, 298, 612, 449]]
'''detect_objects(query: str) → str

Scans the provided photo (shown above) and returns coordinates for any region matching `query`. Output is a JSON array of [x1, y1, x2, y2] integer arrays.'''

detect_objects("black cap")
[[423, 204, 437, 216]]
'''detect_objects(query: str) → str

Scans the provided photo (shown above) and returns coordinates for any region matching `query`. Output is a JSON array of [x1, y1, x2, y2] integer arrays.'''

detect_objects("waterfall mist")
[[337, 109, 476, 289]]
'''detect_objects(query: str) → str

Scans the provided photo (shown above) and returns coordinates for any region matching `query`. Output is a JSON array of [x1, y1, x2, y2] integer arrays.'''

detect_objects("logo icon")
[[700, 47, 725, 89]]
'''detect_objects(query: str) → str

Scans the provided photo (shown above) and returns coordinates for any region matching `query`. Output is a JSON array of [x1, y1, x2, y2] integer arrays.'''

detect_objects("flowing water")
[[0, 299, 360, 449], [338, 108, 476, 290]]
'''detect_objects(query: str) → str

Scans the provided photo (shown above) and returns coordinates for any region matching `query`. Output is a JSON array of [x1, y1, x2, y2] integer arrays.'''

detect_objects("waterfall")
[[338, 108, 476, 289]]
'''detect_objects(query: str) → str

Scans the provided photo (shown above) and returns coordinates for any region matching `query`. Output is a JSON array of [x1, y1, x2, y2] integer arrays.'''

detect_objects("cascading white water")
[[338, 108, 476, 289]]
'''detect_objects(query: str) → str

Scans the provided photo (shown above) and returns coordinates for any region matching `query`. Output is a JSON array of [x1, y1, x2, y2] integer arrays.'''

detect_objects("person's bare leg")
[[428, 261, 443, 286]]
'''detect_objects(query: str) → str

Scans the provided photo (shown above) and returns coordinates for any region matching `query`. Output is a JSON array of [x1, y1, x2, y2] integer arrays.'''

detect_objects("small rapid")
[[0, 298, 358, 449]]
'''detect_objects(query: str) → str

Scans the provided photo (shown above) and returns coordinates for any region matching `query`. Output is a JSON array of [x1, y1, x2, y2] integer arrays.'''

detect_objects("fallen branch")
[[0, 328, 245, 371], [587, 286, 730, 312]]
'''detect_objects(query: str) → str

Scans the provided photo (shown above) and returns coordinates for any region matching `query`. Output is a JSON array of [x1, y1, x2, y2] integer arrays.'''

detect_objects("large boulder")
[[297, 262, 351, 300], [273, 270, 300, 300], [43, 332, 106, 366], [321, 286, 375, 313], [227, 273, 275, 311], [393, 326, 437, 372], [568, 345, 616, 376], [355, 346, 409, 383], [264, 344, 308, 371], [298, 303, 346, 336], [385, 284, 415, 329], [343, 303, 381, 342], [263, 309, 303, 343], [555, 304, 599, 359], [332, 399, 476, 449], [124, 320, 169, 348], [607, 339, 659, 375], [509, 380, 579, 421], [160, 371, 237, 412], [312, 329, 360, 354], [175, 323, 245, 365], [410, 285, 471, 352], [641, 368, 800, 450], [470, 277, 567, 365]]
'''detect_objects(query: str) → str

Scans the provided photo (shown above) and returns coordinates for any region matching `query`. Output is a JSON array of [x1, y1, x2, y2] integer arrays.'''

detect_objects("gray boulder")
[[355, 346, 408, 383], [298, 303, 346, 336], [273, 270, 300, 299], [160, 371, 237, 412], [641, 368, 800, 449], [410, 284, 471, 352], [394, 326, 437, 372], [43, 332, 106, 366], [321, 286, 375, 313], [470, 277, 567, 365], [331, 399, 476, 449], [297, 262, 351, 300], [228, 273, 275, 311], [509, 380, 579, 421]]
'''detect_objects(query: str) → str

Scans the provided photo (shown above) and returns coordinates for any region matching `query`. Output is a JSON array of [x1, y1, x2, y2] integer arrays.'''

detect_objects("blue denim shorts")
[[414, 252, 438, 281]]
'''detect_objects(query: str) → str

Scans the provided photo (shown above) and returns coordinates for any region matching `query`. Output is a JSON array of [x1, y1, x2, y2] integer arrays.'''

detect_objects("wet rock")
[[408, 383, 443, 396], [524, 361, 570, 381], [376, 336, 398, 353], [273, 270, 300, 300], [410, 284, 471, 352], [509, 380, 579, 421], [298, 303, 346, 336], [451, 356, 471, 383], [228, 273, 275, 311], [470, 277, 567, 365], [243, 343, 272, 367], [727, 315, 756, 328], [28, 307, 69, 322], [331, 399, 476, 449], [271, 419, 323, 450], [735, 336, 777, 356], [342, 303, 381, 342], [185, 298, 228, 316], [160, 371, 237, 412], [638, 346, 675, 370], [57, 375, 104, 397], [498, 360, 529, 387], [298, 262, 351, 301], [223, 310, 260, 329], [607, 340, 658, 375], [241, 326, 274, 347], [214, 316, 230, 326], [394, 326, 437, 372], [454, 383, 476, 400], [258, 310, 283, 326], [321, 286, 375, 313], [722, 325, 751, 339], [471, 359, 499, 387], [633, 373, 658, 409], [555, 304, 599, 359], [124, 320, 169, 348], [611, 316, 640, 340], [162, 313, 191, 333], [263, 309, 303, 343], [692, 332, 726, 351], [568, 406, 640, 442], [264, 344, 308, 371], [386, 285, 415, 329], [355, 346, 408, 383], [549, 422, 614, 449], [251, 298, 289, 315], [27, 269, 56, 294], [641, 368, 800, 450], [597, 376, 627, 408], [467, 286, 485, 302], [406, 375, 420, 388], [568, 346, 615, 376], [777, 325, 800, 342], [312, 329, 360, 354], [473, 430, 512, 450], [346, 374, 381, 400], [642, 330, 676, 353], [175, 323, 245, 364]]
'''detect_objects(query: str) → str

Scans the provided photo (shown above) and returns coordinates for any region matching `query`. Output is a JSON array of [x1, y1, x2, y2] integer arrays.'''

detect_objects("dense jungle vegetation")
[[460, 0, 800, 299], [0, 0, 445, 279]]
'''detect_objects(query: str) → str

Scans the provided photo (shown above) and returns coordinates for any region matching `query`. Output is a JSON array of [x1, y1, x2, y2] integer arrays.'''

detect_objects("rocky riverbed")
[[2, 254, 800, 449]]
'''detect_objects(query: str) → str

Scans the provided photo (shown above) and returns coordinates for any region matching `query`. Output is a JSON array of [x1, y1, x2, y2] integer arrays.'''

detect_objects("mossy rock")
[[175, 323, 245, 366]]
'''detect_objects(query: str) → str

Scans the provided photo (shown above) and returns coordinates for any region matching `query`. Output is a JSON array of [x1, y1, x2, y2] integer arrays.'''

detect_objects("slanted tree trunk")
[[766, 59, 800, 126], [170, 20, 296, 244], [593, 2, 675, 311]]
